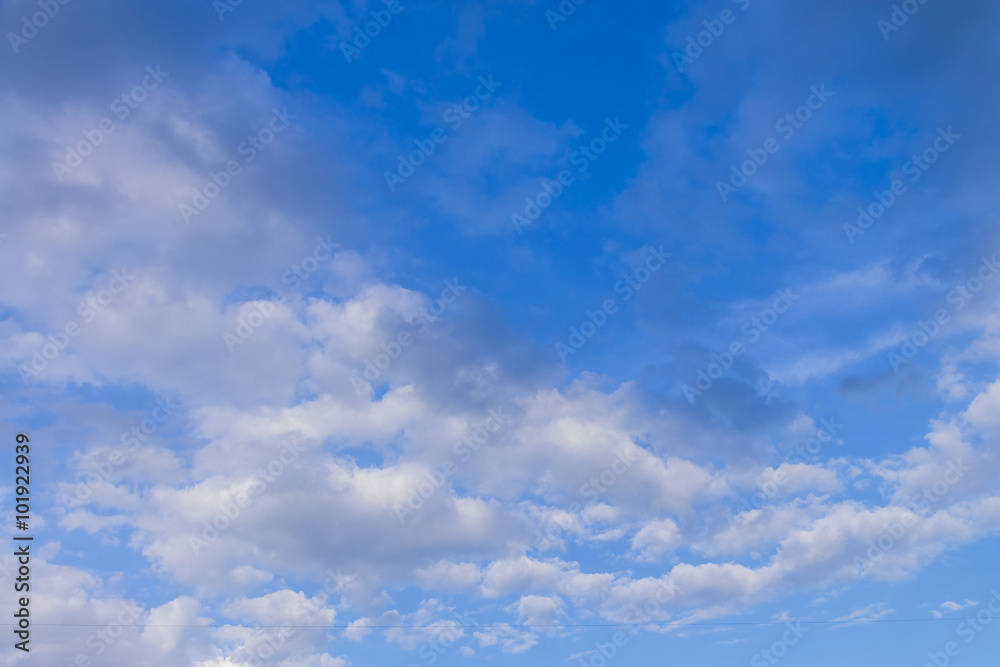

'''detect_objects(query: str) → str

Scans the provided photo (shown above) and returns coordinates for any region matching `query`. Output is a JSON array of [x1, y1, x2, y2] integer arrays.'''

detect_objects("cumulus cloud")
[[5, 0, 1000, 664]]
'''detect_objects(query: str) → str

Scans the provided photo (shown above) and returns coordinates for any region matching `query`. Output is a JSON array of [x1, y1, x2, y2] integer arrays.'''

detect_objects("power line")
[[1, 617, 983, 629]]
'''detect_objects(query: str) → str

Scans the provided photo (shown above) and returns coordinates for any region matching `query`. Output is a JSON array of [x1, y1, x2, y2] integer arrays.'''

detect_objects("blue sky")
[[2, 0, 1000, 665]]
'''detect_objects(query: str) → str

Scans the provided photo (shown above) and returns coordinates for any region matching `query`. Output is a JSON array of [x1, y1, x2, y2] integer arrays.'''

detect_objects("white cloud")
[[832, 603, 894, 626], [630, 518, 682, 562]]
